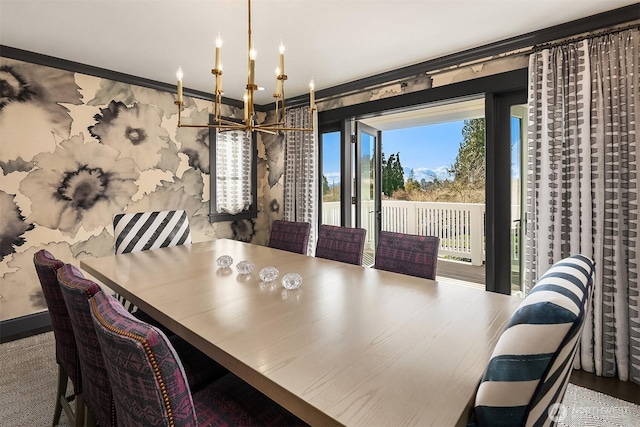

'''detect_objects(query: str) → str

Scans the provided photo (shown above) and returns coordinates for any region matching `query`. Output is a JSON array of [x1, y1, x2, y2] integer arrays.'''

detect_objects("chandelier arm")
[[174, 0, 314, 134]]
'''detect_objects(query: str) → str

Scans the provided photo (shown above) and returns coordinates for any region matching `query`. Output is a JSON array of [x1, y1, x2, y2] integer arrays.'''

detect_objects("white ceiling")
[[1, 0, 637, 104]]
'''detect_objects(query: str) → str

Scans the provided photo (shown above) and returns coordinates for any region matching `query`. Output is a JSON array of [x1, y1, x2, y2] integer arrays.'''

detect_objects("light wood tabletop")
[[81, 238, 521, 427]]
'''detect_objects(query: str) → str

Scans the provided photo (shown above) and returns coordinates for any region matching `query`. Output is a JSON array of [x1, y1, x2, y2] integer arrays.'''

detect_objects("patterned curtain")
[[527, 29, 639, 384], [283, 106, 318, 255], [216, 129, 252, 215]]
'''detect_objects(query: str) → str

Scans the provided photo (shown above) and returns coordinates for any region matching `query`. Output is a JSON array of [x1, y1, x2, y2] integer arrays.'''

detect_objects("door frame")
[[318, 69, 528, 293], [485, 90, 527, 294]]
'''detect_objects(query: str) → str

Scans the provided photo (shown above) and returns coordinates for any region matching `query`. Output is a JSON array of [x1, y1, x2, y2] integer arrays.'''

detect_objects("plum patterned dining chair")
[[33, 250, 85, 427], [89, 290, 308, 427], [472, 254, 596, 427], [57, 263, 116, 427], [112, 210, 192, 314], [57, 263, 228, 426], [315, 224, 367, 266], [268, 219, 311, 255], [374, 231, 440, 280]]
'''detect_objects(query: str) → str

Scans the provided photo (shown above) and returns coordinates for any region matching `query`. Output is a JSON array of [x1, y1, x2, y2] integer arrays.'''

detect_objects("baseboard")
[[0, 311, 52, 343]]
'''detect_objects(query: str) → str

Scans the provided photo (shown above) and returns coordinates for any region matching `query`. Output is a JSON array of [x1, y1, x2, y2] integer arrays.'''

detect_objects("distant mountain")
[[404, 166, 451, 182]]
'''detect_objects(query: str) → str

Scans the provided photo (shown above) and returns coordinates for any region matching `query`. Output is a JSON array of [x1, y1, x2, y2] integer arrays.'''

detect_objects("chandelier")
[[174, 0, 315, 134]]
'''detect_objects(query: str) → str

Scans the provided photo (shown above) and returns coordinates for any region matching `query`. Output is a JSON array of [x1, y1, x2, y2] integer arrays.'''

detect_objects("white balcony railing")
[[322, 200, 489, 266]]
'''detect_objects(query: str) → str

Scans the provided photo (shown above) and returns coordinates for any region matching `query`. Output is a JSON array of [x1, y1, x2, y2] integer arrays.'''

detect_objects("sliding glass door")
[[510, 104, 528, 295], [354, 122, 381, 266]]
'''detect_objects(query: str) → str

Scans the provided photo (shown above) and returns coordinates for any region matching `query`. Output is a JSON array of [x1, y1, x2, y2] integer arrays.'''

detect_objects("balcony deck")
[[436, 259, 485, 290]]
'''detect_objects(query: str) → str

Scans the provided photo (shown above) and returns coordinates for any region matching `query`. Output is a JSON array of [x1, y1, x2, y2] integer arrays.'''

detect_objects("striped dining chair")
[[268, 220, 311, 255], [315, 224, 367, 266], [112, 210, 191, 313], [89, 290, 307, 427], [374, 231, 440, 279], [472, 254, 596, 427], [113, 209, 192, 255]]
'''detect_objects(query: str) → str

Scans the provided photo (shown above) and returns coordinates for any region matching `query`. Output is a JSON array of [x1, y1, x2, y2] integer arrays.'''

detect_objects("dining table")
[[80, 238, 521, 426]]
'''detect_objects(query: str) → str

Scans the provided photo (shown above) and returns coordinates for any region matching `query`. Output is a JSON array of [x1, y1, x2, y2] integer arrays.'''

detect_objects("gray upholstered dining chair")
[[472, 254, 595, 427], [57, 263, 228, 426], [374, 231, 440, 279], [112, 209, 192, 313], [89, 290, 308, 426], [33, 250, 85, 427], [268, 219, 311, 255], [315, 224, 367, 266]]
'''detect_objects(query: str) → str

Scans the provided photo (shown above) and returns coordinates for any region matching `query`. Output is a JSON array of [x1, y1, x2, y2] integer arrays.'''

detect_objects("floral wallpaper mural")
[[0, 55, 286, 323]]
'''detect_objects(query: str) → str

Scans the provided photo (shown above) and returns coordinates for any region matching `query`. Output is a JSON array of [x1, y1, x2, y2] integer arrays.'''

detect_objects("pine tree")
[[449, 118, 485, 189], [322, 174, 330, 195], [381, 152, 405, 196]]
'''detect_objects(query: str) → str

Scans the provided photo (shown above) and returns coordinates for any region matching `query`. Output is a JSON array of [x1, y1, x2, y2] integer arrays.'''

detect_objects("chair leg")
[[74, 395, 85, 427], [52, 364, 67, 426], [84, 405, 97, 427]]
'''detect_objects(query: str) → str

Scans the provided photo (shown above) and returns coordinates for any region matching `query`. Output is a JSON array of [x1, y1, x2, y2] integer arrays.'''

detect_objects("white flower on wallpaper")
[[20, 134, 139, 237], [125, 170, 215, 242], [89, 100, 179, 172], [0, 190, 34, 261], [71, 228, 116, 258], [0, 241, 75, 320], [175, 108, 211, 174], [0, 59, 81, 140], [87, 80, 190, 119]]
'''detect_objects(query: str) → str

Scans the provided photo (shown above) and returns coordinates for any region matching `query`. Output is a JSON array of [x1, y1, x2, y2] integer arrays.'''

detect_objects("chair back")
[[315, 225, 367, 265], [374, 231, 440, 279], [57, 264, 115, 427], [268, 220, 311, 255], [113, 210, 192, 255], [474, 254, 595, 426], [33, 250, 81, 395], [89, 290, 198, 426]]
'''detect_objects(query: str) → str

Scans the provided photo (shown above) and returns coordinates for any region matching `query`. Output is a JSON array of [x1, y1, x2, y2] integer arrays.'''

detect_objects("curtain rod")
[[533, 22, 639, 51]]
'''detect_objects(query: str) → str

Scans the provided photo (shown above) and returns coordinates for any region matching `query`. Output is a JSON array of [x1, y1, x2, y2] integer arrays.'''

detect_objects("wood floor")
[[570, 369, 640, 405], [436, 259, 485, 288]]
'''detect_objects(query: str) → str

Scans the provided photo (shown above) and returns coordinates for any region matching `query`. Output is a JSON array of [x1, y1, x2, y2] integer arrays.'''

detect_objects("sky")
[[322, 121, 465, 185], [323, 117, 524, 185]]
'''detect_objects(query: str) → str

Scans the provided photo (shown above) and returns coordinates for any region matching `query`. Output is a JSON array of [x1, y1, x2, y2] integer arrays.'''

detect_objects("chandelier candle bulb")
[[279, 43, 285, 76], [176, 67, 183, 103], [215, 35, 222, 70]]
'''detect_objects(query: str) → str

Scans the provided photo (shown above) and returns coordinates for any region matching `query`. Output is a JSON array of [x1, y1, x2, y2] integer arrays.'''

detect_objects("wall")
[[0, 56, 286, 322]]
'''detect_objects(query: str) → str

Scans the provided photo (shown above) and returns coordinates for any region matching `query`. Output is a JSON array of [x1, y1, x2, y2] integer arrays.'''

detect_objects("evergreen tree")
[[322, 174, 330, 195], [449, 118, 485, 189], [381, 152, 405, 196]]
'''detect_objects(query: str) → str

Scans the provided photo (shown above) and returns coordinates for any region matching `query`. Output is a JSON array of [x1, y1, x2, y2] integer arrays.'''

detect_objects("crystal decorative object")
[[281, 272, 302, 290], [216, 255, 233, 268], [236, 260, 254, 275], [259, 266, 279, 283]]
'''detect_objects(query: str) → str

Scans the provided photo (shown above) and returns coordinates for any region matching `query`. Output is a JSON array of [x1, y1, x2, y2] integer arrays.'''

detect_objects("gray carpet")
[[1, 331, 639, 426]]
